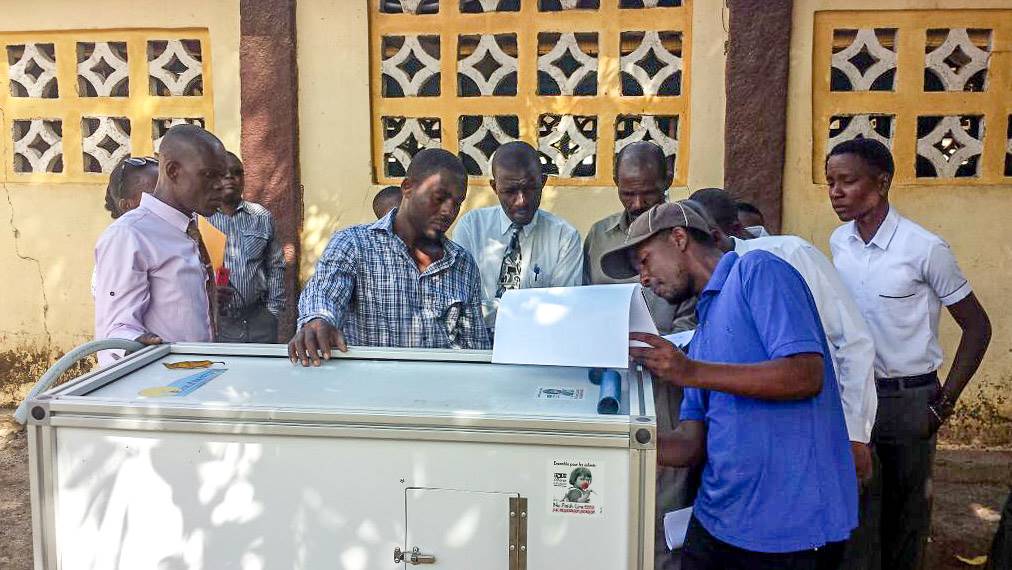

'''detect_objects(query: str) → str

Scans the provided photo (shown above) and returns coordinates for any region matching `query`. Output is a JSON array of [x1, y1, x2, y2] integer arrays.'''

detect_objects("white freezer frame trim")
[[28, 424, 59, 570], [48, 414, 632, 448]]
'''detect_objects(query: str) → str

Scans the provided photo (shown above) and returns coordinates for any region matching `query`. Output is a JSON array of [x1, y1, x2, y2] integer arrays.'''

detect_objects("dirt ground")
[[0, 412, 1008, 569]]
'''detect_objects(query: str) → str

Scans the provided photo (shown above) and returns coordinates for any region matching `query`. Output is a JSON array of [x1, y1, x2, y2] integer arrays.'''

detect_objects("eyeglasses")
[[114, 156, 159, 213], [123, 156, 158, 168]]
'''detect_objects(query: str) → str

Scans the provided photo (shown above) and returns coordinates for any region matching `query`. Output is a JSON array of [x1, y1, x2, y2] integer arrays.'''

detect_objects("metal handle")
[[394, 547, 436, 565], [13, 338, 146, 424]]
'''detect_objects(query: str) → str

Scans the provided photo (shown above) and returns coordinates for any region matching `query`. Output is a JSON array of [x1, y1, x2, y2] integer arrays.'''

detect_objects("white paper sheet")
[[664, 507, 693, 550], [662, 328, 695, 350], [491, 284, 658, 368]]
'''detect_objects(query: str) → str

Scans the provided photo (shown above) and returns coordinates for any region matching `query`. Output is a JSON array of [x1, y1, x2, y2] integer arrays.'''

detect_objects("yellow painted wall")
[[297, 0, 728, 276], [784, 0, 1012, 424], [0, 0, 241, 351]]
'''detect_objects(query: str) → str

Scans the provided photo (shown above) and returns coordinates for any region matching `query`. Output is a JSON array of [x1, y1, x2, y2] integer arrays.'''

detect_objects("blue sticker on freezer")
[[138, 368, 227, 398]]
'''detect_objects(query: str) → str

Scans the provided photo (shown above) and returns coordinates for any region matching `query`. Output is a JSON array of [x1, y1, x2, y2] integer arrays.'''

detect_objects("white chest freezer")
[[25, 343, 657, 570]]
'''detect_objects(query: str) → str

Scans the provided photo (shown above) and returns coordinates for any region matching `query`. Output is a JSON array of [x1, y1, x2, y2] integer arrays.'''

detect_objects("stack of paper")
[[491, 284, 658, 368]]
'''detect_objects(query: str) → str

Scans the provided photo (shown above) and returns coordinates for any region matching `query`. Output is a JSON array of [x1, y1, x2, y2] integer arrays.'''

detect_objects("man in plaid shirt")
[[289, 149, 490, 365]]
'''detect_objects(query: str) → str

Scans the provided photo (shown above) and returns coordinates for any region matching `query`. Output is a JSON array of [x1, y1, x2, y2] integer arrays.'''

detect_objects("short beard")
[[421, 229, 445, 244], [663, 289, 691, 306]]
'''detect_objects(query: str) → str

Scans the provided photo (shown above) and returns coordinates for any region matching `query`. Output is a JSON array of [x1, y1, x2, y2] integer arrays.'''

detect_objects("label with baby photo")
[[537, 387, 585, 400], [549, 459, 604, 517]]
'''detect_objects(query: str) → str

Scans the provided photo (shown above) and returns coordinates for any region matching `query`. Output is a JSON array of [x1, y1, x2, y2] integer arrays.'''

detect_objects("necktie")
[[496, 224, 523, 298], [186, 219, 218, 340]]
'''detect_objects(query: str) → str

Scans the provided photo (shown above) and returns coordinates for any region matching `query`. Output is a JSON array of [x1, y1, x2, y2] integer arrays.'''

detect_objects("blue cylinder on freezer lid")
[[597, 370, 621, 414]]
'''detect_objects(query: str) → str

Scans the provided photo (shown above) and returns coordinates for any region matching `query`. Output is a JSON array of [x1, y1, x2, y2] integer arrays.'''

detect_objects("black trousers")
[[988, 490, 1012, 570], [218, 306, 278, 343], [654, 382, 700, 570], [681, 516, 844, 570], [839, 374, 940, 570]]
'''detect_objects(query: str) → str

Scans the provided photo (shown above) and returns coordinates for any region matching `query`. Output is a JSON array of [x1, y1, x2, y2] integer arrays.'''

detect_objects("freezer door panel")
[[53, 427, 634, 569], [404, 488, 515, 569]]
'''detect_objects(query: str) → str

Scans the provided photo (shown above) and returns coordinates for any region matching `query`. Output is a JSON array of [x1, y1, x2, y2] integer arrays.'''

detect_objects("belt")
[[875, 372, 937, 392]]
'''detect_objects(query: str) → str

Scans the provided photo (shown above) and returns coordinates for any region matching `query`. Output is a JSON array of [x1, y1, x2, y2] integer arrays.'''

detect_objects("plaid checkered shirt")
[[297, 210, 491, 349]]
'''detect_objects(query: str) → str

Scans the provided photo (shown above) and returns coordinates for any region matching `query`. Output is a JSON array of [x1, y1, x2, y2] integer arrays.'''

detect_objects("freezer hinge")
[[509, 496, 528, 570]]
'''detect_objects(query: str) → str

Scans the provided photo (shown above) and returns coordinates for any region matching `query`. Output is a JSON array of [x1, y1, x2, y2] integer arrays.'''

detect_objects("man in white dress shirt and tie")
[[453, 141, 583, 330]]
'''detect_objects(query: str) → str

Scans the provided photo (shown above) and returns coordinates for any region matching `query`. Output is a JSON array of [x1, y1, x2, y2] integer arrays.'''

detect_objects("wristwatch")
[[929, 396, 956, 423]]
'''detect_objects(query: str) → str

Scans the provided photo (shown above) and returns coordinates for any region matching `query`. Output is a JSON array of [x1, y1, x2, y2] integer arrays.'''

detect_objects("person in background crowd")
[[289, 149, 489, 366], [603, 201, 857, 570], [208, 151, 287, 343], [453, 141, 582, 328], [584, 141, 694, 334], [104, 155, 159, 219], [687, 193, 877, 489], [93, 156, 159, 298], [735, 201, 770, 238], [94, 125, 227, 365], [582, 142, 693, 570], [373, 185, 402, 219], [826, 138, 992, 570], [689, 188, 753, 241]]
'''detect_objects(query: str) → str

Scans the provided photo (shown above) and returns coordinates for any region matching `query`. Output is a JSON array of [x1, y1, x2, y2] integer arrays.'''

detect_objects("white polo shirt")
[[734, 235, 877, 443], [453, 206, 583, 324], [830, 207, 972, 379]]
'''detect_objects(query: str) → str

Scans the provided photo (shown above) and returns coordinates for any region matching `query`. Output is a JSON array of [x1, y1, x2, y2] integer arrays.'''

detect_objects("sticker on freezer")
[[536, 387, 585, 400], [137, 368, 227, 398], [549, 459, 603, 517]]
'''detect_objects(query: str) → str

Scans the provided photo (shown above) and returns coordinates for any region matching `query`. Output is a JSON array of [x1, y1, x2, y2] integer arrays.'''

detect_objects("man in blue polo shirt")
[[601, 201, 857, 569]]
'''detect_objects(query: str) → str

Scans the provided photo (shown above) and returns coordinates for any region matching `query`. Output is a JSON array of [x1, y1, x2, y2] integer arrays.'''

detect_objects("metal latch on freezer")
[[393, 547, 436, 565]]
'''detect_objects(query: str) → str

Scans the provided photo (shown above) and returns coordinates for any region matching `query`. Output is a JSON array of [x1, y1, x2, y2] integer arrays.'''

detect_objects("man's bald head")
[[688, 187, 751, 240], [615, 141, 669, 183], [154, 124, 227, 217], [159, 124, 225, 163], [491, 141, 541, 178], [614, 141, 669, 220]]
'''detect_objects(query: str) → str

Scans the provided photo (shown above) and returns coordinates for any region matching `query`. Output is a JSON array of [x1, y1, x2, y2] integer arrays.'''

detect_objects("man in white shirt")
[[685, 193, 878, 484], [826, 138, 991, 570], [453, 141, 582, 328], [689, 187, 753, 241]]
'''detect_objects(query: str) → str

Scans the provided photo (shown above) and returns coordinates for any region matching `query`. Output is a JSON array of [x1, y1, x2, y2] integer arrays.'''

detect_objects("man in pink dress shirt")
[[94, 125, 227, 365]]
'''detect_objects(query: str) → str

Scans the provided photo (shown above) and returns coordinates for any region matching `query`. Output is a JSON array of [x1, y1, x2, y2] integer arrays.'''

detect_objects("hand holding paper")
[[629, 332, 692, 386]]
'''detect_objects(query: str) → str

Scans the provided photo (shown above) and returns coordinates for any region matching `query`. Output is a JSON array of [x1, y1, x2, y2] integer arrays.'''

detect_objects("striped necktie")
[[186, 219, 218, 340], [496, 224, 523, 298]]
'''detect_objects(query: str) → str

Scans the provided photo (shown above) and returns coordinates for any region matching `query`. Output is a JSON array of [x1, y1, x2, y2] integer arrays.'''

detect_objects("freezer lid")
[[38, 344, 655, 430]]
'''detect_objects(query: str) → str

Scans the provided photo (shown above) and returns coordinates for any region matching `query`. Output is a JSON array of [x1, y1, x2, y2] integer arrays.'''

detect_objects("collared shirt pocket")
[[241, 231, 268, 260], [877, 284, 921, 329]]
